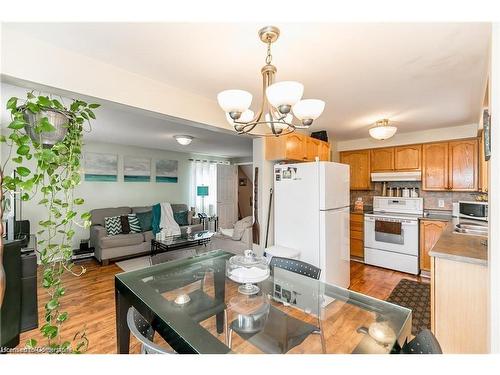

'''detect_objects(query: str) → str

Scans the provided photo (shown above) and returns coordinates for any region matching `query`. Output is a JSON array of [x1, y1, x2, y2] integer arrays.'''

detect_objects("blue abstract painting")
[[124, 156, 151, 182], [84, 152, 118, 182], [155, 159, 178, 183]]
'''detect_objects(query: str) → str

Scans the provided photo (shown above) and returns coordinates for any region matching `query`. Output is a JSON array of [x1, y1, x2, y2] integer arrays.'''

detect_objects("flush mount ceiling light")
[[174, 135, 193, 145], [217, 26, 325, 137], [369, 119, 398, 140]]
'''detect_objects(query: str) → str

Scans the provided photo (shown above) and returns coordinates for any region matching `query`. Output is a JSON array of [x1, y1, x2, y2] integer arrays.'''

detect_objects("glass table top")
[[153, 230, 215, 246], [115, 250, 412, 354]]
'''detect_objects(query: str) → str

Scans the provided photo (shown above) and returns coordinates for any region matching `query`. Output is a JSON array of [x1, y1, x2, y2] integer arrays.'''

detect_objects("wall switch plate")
[[438, 199, 445, 208]]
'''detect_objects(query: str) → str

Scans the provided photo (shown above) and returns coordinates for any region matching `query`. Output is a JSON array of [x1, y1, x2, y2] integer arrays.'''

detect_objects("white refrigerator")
[[273, 161, 350, 288]]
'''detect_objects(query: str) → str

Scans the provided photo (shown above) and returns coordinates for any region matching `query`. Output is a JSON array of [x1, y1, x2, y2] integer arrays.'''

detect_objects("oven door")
[[364, 215, 419, 255]]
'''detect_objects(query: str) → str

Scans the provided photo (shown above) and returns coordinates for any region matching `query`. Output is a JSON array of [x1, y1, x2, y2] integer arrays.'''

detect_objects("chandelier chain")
[[265, 39, 273, 65]]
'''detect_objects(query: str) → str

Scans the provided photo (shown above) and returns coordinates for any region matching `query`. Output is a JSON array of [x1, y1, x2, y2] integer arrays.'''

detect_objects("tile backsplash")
[[350, 181, 487, 211]]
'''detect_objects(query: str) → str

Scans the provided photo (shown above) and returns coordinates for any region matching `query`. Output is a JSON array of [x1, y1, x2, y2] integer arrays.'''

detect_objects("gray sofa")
[[90, 204, 202, 265]]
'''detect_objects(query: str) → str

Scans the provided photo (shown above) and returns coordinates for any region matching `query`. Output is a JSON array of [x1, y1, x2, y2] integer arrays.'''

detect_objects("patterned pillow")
[[173, 210, 189, 226], [128, 214, 142, 233], [104, 216, 122, 236]]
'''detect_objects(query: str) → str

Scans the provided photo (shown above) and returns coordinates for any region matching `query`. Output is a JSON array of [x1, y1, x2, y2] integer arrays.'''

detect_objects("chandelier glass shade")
[[217, 26, 325, 136], [368, 119, 398, 140]]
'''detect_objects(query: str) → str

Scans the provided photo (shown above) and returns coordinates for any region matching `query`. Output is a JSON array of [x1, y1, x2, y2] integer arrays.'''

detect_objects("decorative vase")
[[22, 107, 71, 147]]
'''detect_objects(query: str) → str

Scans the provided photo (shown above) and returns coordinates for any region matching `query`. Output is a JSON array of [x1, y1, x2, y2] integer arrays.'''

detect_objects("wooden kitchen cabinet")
[[419, 220, 447, 272], [318, 141, 331, 161], [340, 150, 371, 190], [265, 133, 330, 162], [370, 147, 394, 172], [394, 144, 422, 171], [306, 137, 321, 161], [350, 212, 364, 259], [422, 142, 449, 191], [448, 139, 478, 191], [422, 139, 478, 191]]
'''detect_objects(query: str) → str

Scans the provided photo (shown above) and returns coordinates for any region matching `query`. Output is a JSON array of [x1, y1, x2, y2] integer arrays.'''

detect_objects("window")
[[189, 159, 219, 214]]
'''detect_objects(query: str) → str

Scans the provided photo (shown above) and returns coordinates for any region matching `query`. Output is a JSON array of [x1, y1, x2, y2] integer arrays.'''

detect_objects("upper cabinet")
[[394, 144, 422, 171], [422, 142, 449, 191], [448, 139, 478, 191], [370, 148, 394, 172], [422, 139, 478, 191], [370, 145, 421, 172], [265, 133, 330, 162], [340, 150, 371, 190]]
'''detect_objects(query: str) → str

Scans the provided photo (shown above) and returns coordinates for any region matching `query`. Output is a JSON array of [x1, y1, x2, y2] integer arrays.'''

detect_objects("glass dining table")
[[115, 250, 412, 354]]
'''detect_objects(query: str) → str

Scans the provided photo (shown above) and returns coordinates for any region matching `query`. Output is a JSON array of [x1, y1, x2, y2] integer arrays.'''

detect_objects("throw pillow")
[[120, 215, 130, 234], [136, 210, 153, 232], [220, 228, 234, 238], [127, 214, 142, 233], [173, 210, 189, 226], [104, 216, 122, 236], [232, 216, 253, 241]]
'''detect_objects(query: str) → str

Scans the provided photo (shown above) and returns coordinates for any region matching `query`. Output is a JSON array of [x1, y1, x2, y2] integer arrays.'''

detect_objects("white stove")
[[364, 197, 423, 275]]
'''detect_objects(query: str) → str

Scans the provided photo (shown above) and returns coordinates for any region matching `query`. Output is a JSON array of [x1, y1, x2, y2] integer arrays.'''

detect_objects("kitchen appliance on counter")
[[274, 161, 350, 288], [364, 197, 423, 275], [458, 201, 488, 222]]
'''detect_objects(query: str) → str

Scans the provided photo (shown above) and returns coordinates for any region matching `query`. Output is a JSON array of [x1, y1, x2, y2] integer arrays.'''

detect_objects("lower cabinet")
[[419, 220, 447, 272], [350, 213, 364, 259], [431, 256, 488, 353]]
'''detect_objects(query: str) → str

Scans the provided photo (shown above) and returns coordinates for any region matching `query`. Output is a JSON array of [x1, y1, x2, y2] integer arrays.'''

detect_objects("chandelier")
[[369, 119, 398, 140], [217, 26, 325, 137]]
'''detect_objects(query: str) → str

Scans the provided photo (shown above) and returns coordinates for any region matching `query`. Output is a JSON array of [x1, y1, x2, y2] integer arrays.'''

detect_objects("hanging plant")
[[0, 91, 100, 353]]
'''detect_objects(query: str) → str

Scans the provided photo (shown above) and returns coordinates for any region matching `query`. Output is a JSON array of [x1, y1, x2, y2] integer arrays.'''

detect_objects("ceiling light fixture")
[[369, 119, 398, 140], [174, 135, 193, 145], [217, 26, 325, 137]]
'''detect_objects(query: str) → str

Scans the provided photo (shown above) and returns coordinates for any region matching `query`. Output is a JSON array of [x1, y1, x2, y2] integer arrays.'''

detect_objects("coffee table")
[[150, 230, 215, 257]]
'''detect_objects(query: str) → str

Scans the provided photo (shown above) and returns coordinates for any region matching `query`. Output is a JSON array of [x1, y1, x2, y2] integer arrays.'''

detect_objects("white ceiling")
[[3, 23, 491, 140], [0, 82, 253, 158]]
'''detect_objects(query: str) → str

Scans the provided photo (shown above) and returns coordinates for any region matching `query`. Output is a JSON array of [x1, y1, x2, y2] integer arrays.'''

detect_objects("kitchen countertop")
[[429, 217, 488, 266]]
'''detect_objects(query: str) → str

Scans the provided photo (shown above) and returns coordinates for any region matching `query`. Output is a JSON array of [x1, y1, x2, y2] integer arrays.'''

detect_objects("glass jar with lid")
[[226, 250, 270, 295]]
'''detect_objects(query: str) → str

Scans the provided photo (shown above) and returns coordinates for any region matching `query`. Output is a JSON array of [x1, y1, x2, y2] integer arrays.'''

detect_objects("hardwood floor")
[[18, 258, 428, 354]]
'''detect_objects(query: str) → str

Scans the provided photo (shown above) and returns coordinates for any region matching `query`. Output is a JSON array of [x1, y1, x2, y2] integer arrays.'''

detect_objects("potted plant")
[[0, 91, 100, 353]]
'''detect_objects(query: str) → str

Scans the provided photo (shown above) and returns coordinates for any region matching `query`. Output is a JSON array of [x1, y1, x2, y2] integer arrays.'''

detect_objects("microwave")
[[459, 201, 488, 221]]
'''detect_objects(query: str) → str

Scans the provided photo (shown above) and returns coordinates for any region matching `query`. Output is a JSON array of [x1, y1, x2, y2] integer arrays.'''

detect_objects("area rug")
[[386, 279, 431, 336], [116, 256, 151, 272]]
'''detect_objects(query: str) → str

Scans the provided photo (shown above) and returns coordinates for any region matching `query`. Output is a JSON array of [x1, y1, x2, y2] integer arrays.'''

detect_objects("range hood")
[[371, 171, 422, 182]]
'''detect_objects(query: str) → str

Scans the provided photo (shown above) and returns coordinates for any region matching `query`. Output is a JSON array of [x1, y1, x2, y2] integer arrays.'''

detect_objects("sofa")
[[90, 204, 202, 265]]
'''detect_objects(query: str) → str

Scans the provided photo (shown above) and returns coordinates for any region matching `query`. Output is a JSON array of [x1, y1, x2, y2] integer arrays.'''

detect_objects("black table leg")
[[213, 264, 226, 334], [115, 287, 131, 354]]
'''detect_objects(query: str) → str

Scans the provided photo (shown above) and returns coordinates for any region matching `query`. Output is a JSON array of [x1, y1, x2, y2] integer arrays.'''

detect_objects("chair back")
[[402, 329, 443, 354], [269, 256, 321, 280], [126, 307, 173, 354]]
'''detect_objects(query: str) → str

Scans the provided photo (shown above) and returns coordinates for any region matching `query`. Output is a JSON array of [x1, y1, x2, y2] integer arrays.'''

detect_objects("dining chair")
[[126, 307, 176, 354], [400, 329, 443, 354], [226, 257, 327, 353]]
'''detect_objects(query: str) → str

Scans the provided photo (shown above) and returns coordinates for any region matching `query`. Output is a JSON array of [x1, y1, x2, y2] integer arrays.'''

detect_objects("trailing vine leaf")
[[1, 91, 99, 353]]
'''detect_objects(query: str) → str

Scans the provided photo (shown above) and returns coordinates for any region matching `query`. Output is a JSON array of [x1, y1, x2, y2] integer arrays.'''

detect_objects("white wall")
[[335, 123, 478, 151], [1, 141, 228, 249], [489, 23, 500, 354], [1, 27, 230, 133]]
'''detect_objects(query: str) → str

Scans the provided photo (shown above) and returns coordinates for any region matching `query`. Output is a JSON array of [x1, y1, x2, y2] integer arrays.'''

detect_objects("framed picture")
[[124, 156, 151, 182], [239, 177, 247, 186], [84, 152, 118, 182], [483, 109, 491, 161], [155, 159, 178, 183]]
